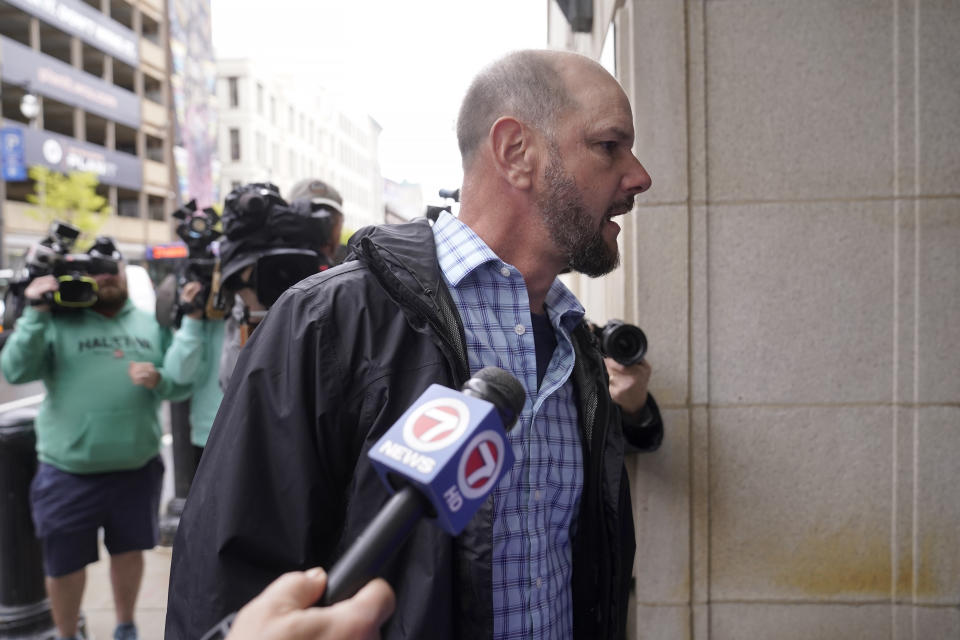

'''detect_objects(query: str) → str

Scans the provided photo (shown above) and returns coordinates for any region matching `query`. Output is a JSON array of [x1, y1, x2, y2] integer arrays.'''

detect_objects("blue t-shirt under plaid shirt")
[[432, 212, 585, 640]]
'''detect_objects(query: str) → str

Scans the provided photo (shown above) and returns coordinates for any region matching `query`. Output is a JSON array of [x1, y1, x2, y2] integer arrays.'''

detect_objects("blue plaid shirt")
[[433, 212, 585, 640]]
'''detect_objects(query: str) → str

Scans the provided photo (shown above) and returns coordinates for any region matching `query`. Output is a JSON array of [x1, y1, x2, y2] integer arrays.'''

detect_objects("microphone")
[[438, 188, 460, 202], [319, 366, 525, 605]]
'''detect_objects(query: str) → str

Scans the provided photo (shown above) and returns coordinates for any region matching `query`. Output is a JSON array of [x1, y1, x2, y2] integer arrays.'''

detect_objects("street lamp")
[[19, 92, 40, 122]]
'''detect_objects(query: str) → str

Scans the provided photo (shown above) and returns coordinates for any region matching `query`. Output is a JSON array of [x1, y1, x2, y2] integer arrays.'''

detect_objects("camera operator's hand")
[[226, 568, 395, 640], [605, 356, 652, 417], [180, 281, 206, 320], [128, 361, 161, 390], [23, 275, 59, 312]]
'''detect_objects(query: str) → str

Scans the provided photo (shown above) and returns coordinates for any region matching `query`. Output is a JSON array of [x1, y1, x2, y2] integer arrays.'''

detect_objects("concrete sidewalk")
[[79, 544, 172, 640]]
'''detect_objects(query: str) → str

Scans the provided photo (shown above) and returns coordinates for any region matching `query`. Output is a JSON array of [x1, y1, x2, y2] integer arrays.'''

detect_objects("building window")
[[118, 188, 140, 218], [228, 77, 239, 108], [288, 106, 294, 131], [145, 134, 164, 162], [270, 96, 276, 124], [257, 83, 264, 115], [229, 128, 241, 161], [147, 195, 166, 221], [144, 72, 163, 105]]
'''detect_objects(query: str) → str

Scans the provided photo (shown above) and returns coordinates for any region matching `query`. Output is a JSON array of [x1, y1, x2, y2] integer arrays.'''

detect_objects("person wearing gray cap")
[[287, 178, 346, 265], [215, 180, 343, 390]]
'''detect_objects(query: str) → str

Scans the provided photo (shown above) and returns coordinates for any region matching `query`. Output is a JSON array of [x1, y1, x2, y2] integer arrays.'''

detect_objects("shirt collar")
[[432, 210, 500, 287], [432, 211, 585, 327], [544, 280, 585, 331]]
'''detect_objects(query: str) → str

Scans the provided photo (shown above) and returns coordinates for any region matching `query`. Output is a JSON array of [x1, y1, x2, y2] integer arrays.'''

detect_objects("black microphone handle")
[[319, 485, 427, 605]]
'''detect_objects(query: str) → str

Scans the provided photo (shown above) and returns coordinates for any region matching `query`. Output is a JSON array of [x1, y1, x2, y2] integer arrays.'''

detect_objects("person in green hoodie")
[[0, 238, 190, 640]]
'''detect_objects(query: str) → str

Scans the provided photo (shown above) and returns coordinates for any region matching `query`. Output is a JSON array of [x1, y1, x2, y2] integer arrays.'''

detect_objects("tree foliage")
[[26, 167, 112, 249]]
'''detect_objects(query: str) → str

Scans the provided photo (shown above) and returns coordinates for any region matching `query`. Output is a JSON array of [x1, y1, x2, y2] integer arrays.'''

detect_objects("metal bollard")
[[159, 399, 197, 546], [0, 407, 55, 639]]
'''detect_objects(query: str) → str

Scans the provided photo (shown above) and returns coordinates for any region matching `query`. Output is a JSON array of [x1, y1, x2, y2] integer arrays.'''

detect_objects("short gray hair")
[[456, 50, 573, 168]]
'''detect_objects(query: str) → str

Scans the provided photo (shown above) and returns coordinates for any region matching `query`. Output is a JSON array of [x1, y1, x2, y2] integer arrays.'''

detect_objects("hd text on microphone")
[[165, 49, 664, 640]]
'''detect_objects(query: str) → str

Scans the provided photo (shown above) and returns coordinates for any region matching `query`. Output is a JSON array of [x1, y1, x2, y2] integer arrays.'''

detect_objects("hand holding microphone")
[[320, 366, 525, 605], [225, 569, 394, 640]]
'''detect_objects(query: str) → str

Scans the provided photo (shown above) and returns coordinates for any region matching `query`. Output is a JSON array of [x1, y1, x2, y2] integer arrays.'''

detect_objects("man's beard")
[[535, 154, 631, 278], [92, 280, 128, 313]]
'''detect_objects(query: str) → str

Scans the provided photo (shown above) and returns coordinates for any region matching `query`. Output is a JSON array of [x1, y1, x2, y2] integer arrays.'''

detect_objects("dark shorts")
[[29, 456, 164, 577]]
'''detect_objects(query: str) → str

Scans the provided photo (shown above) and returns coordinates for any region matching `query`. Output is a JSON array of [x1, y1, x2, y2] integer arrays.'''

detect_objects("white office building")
[[216, 59, 383, 233]]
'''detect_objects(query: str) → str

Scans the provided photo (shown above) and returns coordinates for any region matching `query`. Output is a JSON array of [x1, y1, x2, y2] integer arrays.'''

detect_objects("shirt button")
[[514, 324, 525, 335], [500, 266, 510, 277], [536, 577, 543, 588], [534, 489, 542, 501]]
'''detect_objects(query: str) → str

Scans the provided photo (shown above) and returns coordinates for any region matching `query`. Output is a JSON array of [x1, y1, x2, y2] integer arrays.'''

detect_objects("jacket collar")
[[347, 220, 470, 384], [347, 219, 442, 295]]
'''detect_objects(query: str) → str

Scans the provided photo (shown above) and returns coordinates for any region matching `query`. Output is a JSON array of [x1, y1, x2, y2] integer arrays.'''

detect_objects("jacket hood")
[[347, 219, 470, 385], [346, 220, 438, 279], [347, 221, 446, 318]]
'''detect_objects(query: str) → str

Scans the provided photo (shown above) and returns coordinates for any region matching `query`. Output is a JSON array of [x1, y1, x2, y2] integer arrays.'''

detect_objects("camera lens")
[[190, 217, 210, 234], [608, 325, 646, 365], [56, 277, 98, 307], [241, 192, 266, 214], [596, 320, 647, 366], [255, 253, 318, 307]]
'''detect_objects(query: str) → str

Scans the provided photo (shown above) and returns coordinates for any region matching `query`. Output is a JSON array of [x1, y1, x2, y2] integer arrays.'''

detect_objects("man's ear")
[[488, 116, 537, 190]]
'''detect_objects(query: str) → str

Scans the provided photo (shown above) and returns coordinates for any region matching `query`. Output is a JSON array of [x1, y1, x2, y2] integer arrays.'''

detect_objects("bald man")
[[166, 50, 664, 640]]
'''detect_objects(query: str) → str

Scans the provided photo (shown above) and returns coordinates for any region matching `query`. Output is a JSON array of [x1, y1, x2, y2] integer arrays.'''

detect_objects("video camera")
[[153, 199, 225, 328], [2, 222, 120, 329], [176, 199, 221, 318], [425, 187, 460, 223], [591, 319, 648, 366], [216, 182, 335, 309]]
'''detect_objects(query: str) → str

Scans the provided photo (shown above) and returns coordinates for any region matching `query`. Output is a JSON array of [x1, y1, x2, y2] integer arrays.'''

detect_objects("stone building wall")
[[550, 1, 960, 637]]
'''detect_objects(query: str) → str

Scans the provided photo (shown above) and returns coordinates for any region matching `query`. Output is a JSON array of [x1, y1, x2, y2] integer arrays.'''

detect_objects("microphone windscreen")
[[465, 367, 526, 431]]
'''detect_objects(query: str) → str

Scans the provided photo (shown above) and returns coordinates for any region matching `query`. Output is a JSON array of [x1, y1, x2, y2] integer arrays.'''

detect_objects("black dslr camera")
[[592, 319, 648, 366], [3, 222, 120, 328]]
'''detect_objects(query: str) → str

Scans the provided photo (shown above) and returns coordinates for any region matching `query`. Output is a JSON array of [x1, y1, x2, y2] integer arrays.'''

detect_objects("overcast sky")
[[210, 0, 549, 205]]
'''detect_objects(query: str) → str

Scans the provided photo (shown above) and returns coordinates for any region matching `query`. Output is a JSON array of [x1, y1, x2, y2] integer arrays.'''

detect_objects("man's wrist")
[[623, 401, 654, 428], [180, 315, 206, 334], [20, 306, 52, 322]]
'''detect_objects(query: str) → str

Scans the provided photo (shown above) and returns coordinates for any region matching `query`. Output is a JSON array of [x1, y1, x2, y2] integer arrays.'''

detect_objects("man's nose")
[[623, 154, 652, 195]]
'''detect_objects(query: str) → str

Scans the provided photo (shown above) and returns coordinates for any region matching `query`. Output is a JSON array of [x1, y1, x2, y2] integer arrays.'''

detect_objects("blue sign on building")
[[1, 127, 27, 181]]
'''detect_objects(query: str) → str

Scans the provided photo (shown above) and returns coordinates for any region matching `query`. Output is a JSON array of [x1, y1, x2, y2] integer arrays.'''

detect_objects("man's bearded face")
[[92, 268, 129, 312], [536, 151, 632, 278]]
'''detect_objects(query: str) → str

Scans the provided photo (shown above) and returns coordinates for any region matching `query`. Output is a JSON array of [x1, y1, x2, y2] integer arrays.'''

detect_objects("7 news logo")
[[369, 385, 516, 535]]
